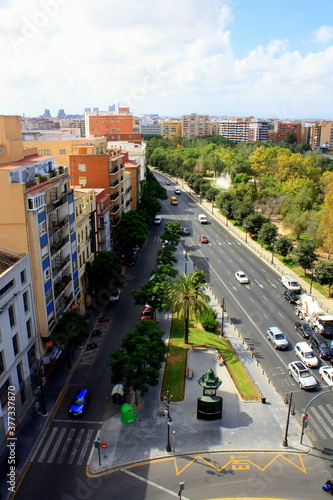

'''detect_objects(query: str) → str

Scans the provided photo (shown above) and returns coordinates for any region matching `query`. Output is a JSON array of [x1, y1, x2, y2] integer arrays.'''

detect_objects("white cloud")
[[312, 25, 333, 44], [0, 0, 332, 119]]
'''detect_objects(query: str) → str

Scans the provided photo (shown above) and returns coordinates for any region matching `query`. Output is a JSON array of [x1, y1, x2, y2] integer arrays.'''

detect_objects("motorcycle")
[[322, 479, 333, 493], [91, 329, 102, 337], [86, 341, 98, 351]]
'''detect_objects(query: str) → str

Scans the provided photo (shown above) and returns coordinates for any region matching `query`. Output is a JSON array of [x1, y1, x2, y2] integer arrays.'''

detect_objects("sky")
[[1, 0, 333, 120]]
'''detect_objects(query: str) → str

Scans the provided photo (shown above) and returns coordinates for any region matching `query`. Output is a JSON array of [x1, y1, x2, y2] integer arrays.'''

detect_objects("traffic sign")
[[101, 443, 108, 449], [302, 413, 308, 420]]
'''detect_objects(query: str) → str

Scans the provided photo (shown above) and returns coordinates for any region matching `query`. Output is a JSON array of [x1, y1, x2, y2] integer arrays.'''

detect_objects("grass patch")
[[161, 317, 260, 402]]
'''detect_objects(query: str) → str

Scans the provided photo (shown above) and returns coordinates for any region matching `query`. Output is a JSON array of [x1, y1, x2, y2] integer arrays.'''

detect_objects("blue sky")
[[0, 0, 333, 120]]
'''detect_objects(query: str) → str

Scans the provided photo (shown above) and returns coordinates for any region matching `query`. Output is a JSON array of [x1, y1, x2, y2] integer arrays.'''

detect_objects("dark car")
[[309, 332, 332, 359], [295, 320, 313, 339], [284, 289, 300, 304], [69, 389, 90, 417]]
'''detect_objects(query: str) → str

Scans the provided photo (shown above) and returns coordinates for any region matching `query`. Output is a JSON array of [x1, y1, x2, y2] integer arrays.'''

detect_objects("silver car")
[[288, 361, 317, 390]]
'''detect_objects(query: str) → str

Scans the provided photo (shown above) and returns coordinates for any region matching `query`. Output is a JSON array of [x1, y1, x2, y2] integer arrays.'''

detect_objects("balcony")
[[50, 234, 70, 256], [110, 192, 119, 201], [48, 215, 69, 236], [54, 275, 72, 298], [110, 180, 119, 188], [52, 254, 71, 278]]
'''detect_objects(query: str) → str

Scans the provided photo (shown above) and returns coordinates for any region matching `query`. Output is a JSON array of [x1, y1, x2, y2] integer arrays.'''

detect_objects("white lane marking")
[[121, 469, 191, 500], [254, 280, 264, 288], [262, 295, 268, 301], [278, 312, 284, 318]]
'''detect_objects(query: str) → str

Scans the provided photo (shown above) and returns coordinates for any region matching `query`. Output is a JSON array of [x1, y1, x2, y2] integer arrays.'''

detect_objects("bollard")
[[261, 395, 266, 404]]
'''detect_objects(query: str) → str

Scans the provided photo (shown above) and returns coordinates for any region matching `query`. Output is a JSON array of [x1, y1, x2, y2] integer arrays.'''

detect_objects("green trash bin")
[[120, 403, 136, 424]]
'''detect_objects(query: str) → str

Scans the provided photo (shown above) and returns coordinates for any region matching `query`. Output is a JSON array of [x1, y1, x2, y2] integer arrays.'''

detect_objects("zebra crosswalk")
[[307, 403, 333, 442], [31, 425, 98, 465]]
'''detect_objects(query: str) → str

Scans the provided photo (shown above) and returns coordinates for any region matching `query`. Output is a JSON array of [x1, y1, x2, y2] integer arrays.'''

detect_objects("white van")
[[198, 214, 208, 224], [281, 274, 301, 292], [294, 341, 319, 367]]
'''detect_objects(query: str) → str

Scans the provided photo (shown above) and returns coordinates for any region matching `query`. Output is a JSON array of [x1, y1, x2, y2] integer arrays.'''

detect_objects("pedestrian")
[[330, 358, 333, 368]]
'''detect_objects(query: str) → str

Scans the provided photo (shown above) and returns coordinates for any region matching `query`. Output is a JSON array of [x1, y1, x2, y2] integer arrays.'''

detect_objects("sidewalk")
[[89, 245, 309, 475]]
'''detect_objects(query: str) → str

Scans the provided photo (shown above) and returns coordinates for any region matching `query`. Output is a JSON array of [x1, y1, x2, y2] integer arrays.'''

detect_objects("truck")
[[295, 294, 333, 337]]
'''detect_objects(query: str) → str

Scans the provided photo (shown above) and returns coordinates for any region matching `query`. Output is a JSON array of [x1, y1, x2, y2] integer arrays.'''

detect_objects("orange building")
[[85, 108, 141, 143], [274, 122, 302, 144]]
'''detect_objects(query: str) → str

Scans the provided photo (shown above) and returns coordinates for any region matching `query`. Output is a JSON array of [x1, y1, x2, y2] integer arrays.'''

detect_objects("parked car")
[[288, 361, 317, 390], [109, 288, 121, 302], [69, 389, 91, 417], [266, 326, 289, 349], [140, 306, 154, 321], [182, 227, 190, 236], [199, 235, 209, 244], [284, 289, 301, 304], [98, 315, 110, 323], [154, 215, 162, 225], [294, 320, 313, 339], [319, 366, 333, 387], [235, 271, 249, 284], [309, 332, 332, 359], [174, 188, 181, 194], [294, 341, 319, 367]]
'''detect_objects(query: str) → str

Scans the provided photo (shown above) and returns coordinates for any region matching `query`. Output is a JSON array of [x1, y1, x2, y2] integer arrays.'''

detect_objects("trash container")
[[261, 396, 266, 404], [120, 403, 136, 424]]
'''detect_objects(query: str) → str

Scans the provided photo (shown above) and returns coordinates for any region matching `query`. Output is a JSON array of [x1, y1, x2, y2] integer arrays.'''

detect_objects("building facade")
[[181, 114, 211, 139], [85, 108, 142, 143]]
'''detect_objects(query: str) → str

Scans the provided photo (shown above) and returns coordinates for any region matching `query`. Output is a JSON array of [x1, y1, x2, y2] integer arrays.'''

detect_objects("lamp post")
[[183, 250, 188, 275], [309, 268, 314, 294], [271, 242, 275, 264], [38, 361, 48, 416], [211, 200, 214, 214], [163, 391, 173, 452], [244, 224, 248, 243], [282, 392, 293, 448], [220, 297, 225, 337]]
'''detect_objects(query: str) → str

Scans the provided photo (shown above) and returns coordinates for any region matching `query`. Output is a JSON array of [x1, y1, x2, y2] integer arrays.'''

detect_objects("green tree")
[[257, 222, 278, 246], [110, 321, 167, 403], [314, 261, 333, 294], [114, 210, 149, 250], [52, 311, 90, 351], [164, 271, 210, 344], [85, 250, 124, 298], [243, 213, 267, 236], [293, 240, 318, 276], [199, 307, 219, 333], [275, 236, 294, 257]]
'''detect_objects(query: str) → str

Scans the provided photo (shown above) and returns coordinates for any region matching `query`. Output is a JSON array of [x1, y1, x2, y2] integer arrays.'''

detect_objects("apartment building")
[[160, 121, 182, 140], [0, 252, 39, 449], [95, 189, 112, 252], [23, 135, 107, 169], [218, 118, 268, 143], [181, 114, 212, 139], [274, 122, 301, 143], [69, 146, 134, 233], [73, 189, 97, 313], [0, 116, 79, 346], [141, 124, 162, 136], [85, 107, 142, 143]]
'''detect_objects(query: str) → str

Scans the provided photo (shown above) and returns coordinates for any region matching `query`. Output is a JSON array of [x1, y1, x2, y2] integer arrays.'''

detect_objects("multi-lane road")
[[157, 172, 333, 452]]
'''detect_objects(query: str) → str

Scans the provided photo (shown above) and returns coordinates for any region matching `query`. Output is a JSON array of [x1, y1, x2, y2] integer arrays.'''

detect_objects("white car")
[[154, 215, 162, 225], [266, 326, 289, 349], [288, 361, 317, 390], [294, 341, 318, 367], [109, 288, 121, 302], [174, 188, 181, 195], [235, 271, 249, 284], [319, 366, 333, 387]]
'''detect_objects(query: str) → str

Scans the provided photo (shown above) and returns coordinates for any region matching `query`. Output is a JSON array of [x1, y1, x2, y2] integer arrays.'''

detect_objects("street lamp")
[[309, 268, 314, 294], [163, 391, 173, 452], [220, 297, 225, 337], [244, 224, 248, 243], [271, 242, 275, 264], [282, 392, 293, 448], [211, 200, 214, 214], [183, 250, 188, 275], [38, 361, 48, 416]]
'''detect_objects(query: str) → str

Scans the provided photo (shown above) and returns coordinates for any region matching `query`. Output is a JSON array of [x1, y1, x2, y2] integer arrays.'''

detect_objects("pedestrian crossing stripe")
[[31, 427, 98, 465]]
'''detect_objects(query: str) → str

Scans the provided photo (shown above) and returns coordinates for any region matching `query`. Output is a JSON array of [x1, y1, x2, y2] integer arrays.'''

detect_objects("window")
[[39, 220, 46, 236], [39, 149, 51, 155], [17, 362, 23, 384], [20, 386, 26, 405], [27, 345, 36, 368], [26, 318, 32, 339], [0, 279, 14, 298], [0, 379, 10, 409], [78, 177, 87, 185], [59, 149, 66, 155], [78, 164, 86, 171], [23, 291, 29, 313], [8, 305, 15, 328], [0, 351, 4, 375], [20, 270, 26, 284], [12, 334, 19, 356]]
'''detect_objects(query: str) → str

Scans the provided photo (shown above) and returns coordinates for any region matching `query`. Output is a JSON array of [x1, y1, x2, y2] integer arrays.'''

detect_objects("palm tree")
[[164, 271, 210, 344]]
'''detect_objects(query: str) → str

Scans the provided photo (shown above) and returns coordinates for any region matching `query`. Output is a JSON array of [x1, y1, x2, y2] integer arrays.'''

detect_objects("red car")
[[140, 306, 154, 321], [98, 315, 110, 323], [199, 235, 209, 244], [166, 181, 171, 185]]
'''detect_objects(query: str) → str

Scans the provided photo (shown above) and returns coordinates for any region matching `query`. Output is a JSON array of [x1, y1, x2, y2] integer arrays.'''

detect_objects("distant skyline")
[[1, 0, 333, 120]]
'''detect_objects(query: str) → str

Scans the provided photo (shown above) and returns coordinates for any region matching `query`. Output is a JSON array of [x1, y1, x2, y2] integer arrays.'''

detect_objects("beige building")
[[181, 114, 211, 139], [0, 116, 79, 344], [161, 121, 182, 140], [23, 136, 108, 169], [74, 189, 97, 313]]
